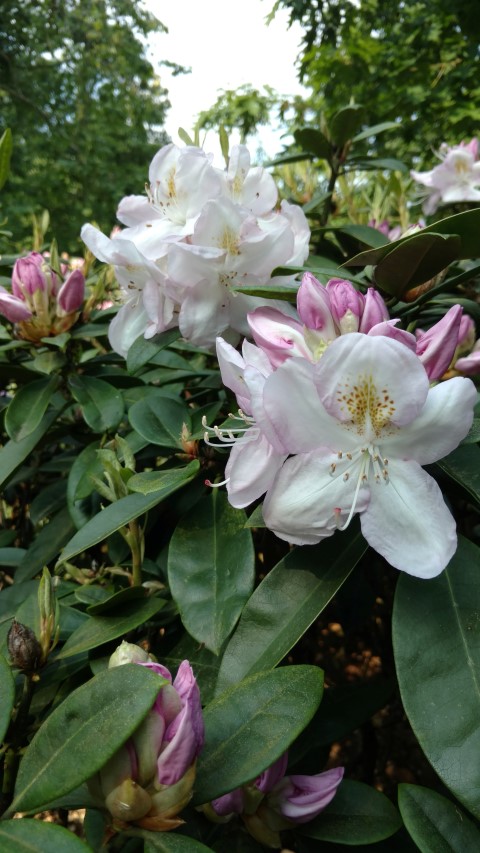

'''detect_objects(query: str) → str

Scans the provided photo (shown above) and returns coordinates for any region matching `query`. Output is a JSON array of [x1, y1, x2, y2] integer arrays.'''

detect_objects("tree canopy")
[[1, 0, 180, 251]]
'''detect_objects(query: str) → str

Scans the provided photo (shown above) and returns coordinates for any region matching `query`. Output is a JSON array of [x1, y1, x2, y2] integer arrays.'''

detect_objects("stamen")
[[205, 477, 230, 489]]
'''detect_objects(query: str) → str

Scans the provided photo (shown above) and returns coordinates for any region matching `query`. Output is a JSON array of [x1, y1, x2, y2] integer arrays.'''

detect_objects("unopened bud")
[[7, 620, 42, 672], [105, 778, 152, 822], [57, 269, 85, 313], [109, 641, 151, 667]]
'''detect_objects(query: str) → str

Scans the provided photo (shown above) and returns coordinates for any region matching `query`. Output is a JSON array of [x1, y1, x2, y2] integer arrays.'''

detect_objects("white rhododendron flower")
[[82, 142, 310, 353], [411, 138, 480, 214]]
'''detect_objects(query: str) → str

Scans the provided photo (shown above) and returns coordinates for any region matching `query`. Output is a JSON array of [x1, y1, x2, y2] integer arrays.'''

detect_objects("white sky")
[[142, 0, 307, 163]]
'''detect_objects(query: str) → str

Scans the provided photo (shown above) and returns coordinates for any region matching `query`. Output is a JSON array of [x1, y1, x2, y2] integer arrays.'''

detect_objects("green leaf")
[[398, 784, 480, 852], [299, 779, 402, 844], [126, 328, 181, 374], [435, 444, 480, 506], [9, 664, 165, 814], [330, 105, 364, 146], [461, 417, 480, 445], [32, 350, 67, 374], [231, 283, 299, 300], [0, 653, 15, 744], [0, 127, 13, 190], [167, 491, 255, 654], [351, 120, 399, 142], [216, 525, 368, 693], [86, 585, 148, 615], [68, 374, 124, 432], [393, 536, 480, 819], [193, 665, 324, 804], [59, 462, 199, 563], [55, 596, 166, 659], [4, 376, 60, 442], [128, 829, 214, 852], [374, 233, 460, 296], [294, 127, 332, 160], [326, 224, 389, 249], [0, 819, 91, 852], [128, 394, 191, 448], [0, 409, 58, 488], [15, 507, 77, 582], [0, 547, 26, 567]]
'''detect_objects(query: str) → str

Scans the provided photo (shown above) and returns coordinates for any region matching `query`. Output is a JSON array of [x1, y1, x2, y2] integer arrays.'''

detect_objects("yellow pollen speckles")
[[220, 227, 240, 254], [335, 374, 396, 435], [166, 167, 177, 199]]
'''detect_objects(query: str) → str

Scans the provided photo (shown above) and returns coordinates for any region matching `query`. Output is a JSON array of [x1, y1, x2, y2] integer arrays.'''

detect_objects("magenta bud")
[[297, 272, 336, 337], [269, 766, 344, 824], [359, 288, 390, 332], [12, 253, 47, 297], [57, 269, 85, 312], [0, 287, 33, 322], [326, 279, 364, 333], [415, 304, 463, 380]]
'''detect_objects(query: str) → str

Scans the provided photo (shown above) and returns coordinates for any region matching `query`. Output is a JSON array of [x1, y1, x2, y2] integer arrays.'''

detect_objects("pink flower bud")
[[12, 252, 47, 297], [326, 279, 365, 333], [269, 766, 344, 824], [457, 315, 476, 350], [415, 304, 463, 380], [359, 288, 390, 332], [57, 269, 85, 313], [248, 307, 312, 366], [0, 287, 33, 322], [367, 319, 417, 352], [297, 272, 336, 338], [455, 340, 480, 375]]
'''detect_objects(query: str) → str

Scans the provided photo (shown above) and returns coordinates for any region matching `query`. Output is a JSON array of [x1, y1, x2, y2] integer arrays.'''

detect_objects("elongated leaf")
[[5, 376, 60, 441], [330, 105, 364, 146], [128, 394, 191, 448], [55, 596, 166, 659], [59, 461, 199, 563], [0, 819, 91, 853], [435, 444, 480, 506], [126, 328, 181, 374], [128, 830, 214, 852], [9, 664, 164, 814], [299, 779, 402, 844], [216, 524, 368, 693], [193, 666, 324, 804], [294, 127, 332, 160], [351, 120, 398, 142], [393, 536, 480, 819], [15, 507, 76, 582], [374, 233, 460, 296], [398, 784, 480, 852], [0, 409, 58, 488], [0, 127, 12, 190], [327, 224, 389, 249], [0, 653, 15, 744], [68, 374, 124, 432], [168, 491, 255, 654]]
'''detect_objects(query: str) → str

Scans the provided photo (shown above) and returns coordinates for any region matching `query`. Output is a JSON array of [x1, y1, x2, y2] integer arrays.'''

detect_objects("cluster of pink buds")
[[0, 251, 85, 341]]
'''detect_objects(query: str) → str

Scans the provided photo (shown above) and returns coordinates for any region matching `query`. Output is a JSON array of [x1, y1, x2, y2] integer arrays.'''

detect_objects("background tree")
[[267, 0, 480, 163], [1, 0, 183, 252]]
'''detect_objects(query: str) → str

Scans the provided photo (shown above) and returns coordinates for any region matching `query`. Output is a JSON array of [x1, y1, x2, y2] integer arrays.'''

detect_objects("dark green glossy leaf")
[[128, 394, 191, 448], [326, 224, 389, 249], [330, 105, 364, 146], [29, 479, 67, 525], [163, 634, 220, 705], [393, 536, 480, 819], [374, 233, 460, 296], [0, 409, 58, 488], [0, 547, 26, 567], [15, 507, 77, 582], [435, 444, 480, 505], [461, 417, 480, 445], [128, 829, 214, 852], [9, 664, 165, 814], [351, 121, 398, 142], [0, 818, 91, 852], [68, 374, 124, 432], [231, 283, 299, 300], [126, 328, 181, 374], [59, 462, 199, 563], [0, 653, 15, 744], [399, 784, 480, 852], [86, 585, 148, 614], [299, 779, 402, 843], [168, 491, 255, 654], [5, 376, 60, 441], [216, 525, 368, 693], [55, 596, 166, 659], [294, 127, 332, 160], [193, 666, 324, 804]]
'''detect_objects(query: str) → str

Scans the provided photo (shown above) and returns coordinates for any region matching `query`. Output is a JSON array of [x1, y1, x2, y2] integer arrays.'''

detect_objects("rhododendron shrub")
[[1, 123, 480, 853]]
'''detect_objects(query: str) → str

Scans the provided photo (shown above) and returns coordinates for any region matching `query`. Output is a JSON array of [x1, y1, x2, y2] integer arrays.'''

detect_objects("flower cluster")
[[206, 275, 477, 578], [411, 138, 480, 214], [0, 252, 85, 341], [88, 642, 204, 831], [81, 142, 310, 355], [203, 752, 343, 849]]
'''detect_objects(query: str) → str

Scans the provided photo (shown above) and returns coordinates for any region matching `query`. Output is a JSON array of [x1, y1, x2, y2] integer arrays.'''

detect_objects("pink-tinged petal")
[[256, 753, 289, 794], [457, 315, 476, 349], [455, 347, 480, 375], [260, 357, 356, 454], [57, 270, 85, 312], [262, 450, 369, 546], [359, 288, 390, 332], [272, 767, 344, 823], [326, 279, 364, 333], [229, 291, 297, 339], [383, 377, 476, 465], [212, 787, 245, 816], [12, 253, 46, 296], [314, 334, 430, 427], [172, 661, 204, 753], [279, 200, 310, 265], [241, 339, 272, 377], [216, 337, 251, 412], [367, 319, 417, 351], [156, 695, 201, 786], [415, 305, 463, 380], [248, 306, 312, 366], [297, 272, 336, 337], [178, 277, 230, 348], [226, 430, 287, 508], [360, 459, 457, 577], [0, 288, 32, 322], [107, 298, 150, 357]]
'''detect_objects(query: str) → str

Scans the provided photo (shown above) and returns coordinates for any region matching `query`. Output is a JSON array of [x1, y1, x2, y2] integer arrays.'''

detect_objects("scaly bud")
[[7, 620, 42, 673]]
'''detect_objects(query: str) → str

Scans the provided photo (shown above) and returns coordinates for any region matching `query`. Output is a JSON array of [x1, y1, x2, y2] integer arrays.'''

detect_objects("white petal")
[[314, 333, 430, 427], [360, 459, 457, 577], [226, 432, 287, 508], [263, 450, 369, 545], [178, 278, 229, 348], [383, 377, 477, 464], [216, 337, 251, 412], [108, 299, 149, 357]]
